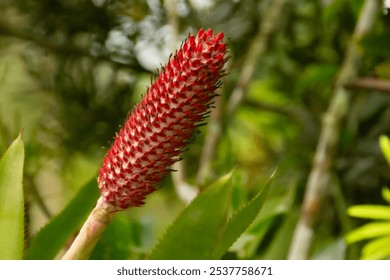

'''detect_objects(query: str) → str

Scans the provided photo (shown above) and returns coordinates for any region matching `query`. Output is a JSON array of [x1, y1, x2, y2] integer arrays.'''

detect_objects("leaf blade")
[[361, 236, 390, 260], [345, 222, 390, 243], [212, 175, 272, 259], [347, 205, 390, 220], [0, 134, 25, 260], [25, 178, 100, 259], [379, 135, 390, 166], [382, 187, 390, 205], [148, 172, 233, 260]]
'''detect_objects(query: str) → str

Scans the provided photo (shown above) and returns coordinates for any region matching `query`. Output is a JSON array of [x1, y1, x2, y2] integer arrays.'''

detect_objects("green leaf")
[[0, 134, 25, 260], [148, 172, 233, 260], [261, 210, 299, 259], [361, 236, 390, 260], [382, 187, 390, 205], [25, 178, 100, 259], [90, 213, 155, 260], [380, 135, 390, 166], [230, 218, 274, 259], [230, 176, 295, 259], [345, 222, 390, 243], [347, 205, 390, 220], [211, 176, 271, 259]]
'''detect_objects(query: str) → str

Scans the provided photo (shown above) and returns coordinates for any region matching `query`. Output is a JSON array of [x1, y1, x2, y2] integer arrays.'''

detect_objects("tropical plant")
[[345, 136, 390, 260], [0, 29, 271, 260]]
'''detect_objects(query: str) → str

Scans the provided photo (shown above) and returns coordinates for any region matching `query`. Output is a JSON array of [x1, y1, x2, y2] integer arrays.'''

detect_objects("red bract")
[[97, 28, 228, 211]]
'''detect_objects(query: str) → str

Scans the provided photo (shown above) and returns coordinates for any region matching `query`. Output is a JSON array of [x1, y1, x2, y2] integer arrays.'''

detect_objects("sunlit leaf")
[[380, 135, 390, 166], [347, 205, 390, 220], [0, 134, 24, 260], [148, 172, 233, 259], [382, 187, 390, 205], [345, 222, 390, 243], [361, 236, 390, 260], [25, 178, 100, 259]]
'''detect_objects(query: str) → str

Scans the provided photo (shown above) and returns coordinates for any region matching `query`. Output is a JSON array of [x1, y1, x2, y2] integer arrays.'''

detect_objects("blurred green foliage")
[[345, 136, 390, 260], [0, 0, 389, 259]]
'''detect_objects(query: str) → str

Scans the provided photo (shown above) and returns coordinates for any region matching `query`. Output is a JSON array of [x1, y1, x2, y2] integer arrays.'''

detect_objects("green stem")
[[62, 201, 112, 260]]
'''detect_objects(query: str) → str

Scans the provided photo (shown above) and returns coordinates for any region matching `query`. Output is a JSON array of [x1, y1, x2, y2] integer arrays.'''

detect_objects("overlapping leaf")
[[25, 178, 100, 259], [149, 171, 271, 259]]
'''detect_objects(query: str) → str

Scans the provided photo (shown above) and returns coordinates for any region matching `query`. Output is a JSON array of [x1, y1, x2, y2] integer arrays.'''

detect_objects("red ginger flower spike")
[[97, 28, 228, 211]]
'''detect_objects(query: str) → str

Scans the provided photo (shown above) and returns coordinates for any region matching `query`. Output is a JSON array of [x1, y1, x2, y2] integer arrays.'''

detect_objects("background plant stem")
[[287, 0, 379, 260], [227, 0, 290, 115]]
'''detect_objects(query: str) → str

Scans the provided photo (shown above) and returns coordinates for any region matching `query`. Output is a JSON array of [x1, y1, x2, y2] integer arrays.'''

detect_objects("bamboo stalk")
[[227, 0, 290, 115], [287, 0, 379, 260]]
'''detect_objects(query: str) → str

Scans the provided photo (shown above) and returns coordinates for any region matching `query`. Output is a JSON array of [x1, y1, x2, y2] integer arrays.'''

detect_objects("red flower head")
[[97, 28, 228, 211]]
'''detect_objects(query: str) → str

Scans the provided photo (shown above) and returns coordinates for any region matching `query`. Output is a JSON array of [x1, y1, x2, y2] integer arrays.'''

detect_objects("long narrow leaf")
[[347, 205, 390, 220], [382, 187, 390, 205], [25, 178, 100, 259], [212, 177, 271, 259], [379, 135, 390, 166], [362, 236, 390, 260], [148, 172, 233, 260], [0, 134, 25, 259], [345, 222, 390, 243]]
